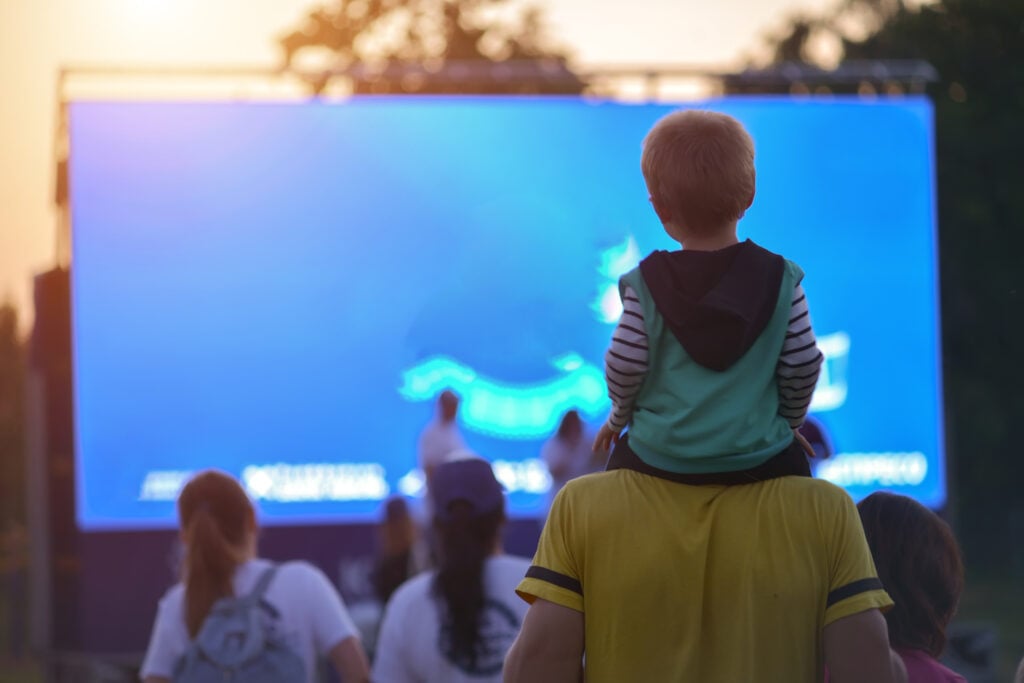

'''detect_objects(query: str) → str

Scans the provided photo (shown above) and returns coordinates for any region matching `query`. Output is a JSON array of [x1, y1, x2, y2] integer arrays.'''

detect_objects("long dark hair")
[[177, 470, 255, 638], [432, 501, 505, 671], [858, 492, 964, 657]]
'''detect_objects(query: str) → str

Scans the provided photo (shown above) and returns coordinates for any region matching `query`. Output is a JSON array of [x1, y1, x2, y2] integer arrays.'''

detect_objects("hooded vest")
[[620, 240, 800, 473]]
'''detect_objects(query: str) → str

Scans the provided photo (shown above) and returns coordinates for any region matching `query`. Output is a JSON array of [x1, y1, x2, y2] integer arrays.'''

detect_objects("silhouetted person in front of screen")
[[140, 470, 370, 683], [371, 497, 427, 606], [418, 390, 467, 491], [542, 410, 603, 511], [373, 458, 531, 683], [859, 492, 967, 683]]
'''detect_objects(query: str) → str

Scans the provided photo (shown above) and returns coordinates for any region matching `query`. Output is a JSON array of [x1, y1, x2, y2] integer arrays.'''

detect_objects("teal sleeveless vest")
[[619, 260, 801, 473]]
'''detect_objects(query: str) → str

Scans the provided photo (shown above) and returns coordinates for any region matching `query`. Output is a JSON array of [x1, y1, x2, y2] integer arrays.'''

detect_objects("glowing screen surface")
[[70, 97, 942, 529]]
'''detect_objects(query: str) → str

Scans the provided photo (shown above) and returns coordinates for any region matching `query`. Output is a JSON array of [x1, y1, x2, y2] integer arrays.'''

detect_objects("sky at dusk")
[[0, 0, 837, 329]]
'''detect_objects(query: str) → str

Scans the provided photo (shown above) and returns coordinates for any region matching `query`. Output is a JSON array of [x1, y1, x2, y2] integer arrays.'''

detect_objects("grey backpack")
[[173, 565, 306, 683]]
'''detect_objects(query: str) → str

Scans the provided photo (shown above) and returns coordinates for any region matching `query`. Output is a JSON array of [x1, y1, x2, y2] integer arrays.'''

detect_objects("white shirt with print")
[[372, 554, 532, 683], [140, 558, 359, 683]]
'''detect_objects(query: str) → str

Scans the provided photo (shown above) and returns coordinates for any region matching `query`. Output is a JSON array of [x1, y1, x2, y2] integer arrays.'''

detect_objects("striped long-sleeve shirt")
[[605, 284, 824, 432]]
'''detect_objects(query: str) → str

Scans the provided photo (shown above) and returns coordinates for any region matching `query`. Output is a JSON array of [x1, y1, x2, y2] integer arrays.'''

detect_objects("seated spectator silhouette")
[[140, 470, 370, 683], [371, 497, 427, 605], [372, 458, 530, 683], [858, 492, 967, 683]]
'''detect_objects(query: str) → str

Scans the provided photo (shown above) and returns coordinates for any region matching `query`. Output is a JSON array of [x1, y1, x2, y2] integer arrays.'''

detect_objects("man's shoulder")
[[775, 476, 855, 507], [558, 470, 629, 498], [559, 469, 853, 511], [771, 474, 849, 496], [736, 475, 856, 514]]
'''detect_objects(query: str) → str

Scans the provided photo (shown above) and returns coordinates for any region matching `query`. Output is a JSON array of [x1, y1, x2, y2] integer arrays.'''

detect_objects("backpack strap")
[[242, 564, 279, 607]]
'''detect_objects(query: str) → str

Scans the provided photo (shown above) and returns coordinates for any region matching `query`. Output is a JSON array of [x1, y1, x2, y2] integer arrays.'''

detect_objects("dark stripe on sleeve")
[[608, 367, 647, 378], [608, 350, 648, 366], [778, 352, 824, 369], [792, 294, 806, 306], [616, 323, 646, 336], [779, 368, 821, 382], [789, 310, 809, 325], [623, 295, 640, 303], [622, 310, 644, 321], [779, 386, 816, 400], [779, 373, 820, 387], [779, 381, 817, 396], [611, 337, 648, 351], [607, 376, 643, 390], [786, 325, 812, 339], [525, 566, 583, 595], [782, 341, 818, 356], [827, 578, 884, 607]]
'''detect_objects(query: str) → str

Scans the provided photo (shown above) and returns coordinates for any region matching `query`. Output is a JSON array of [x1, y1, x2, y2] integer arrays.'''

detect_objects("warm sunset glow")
[[1, 0, 841, 329]]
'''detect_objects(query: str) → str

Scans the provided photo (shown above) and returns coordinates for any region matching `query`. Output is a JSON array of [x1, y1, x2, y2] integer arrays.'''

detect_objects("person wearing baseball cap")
[[372, 458, 531, 683]]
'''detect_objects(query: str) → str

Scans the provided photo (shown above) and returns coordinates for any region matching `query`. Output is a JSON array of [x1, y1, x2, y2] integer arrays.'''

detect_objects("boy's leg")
[[606, 433, 811, 485]]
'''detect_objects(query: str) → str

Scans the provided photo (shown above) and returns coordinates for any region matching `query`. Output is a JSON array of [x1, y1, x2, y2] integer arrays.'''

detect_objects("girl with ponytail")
[[140, 470, 370, 683], [373, 458, 531, 683]]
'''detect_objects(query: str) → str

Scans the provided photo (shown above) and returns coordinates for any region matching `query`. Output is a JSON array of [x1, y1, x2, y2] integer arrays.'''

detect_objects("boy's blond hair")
[[641, 109, 755, 235]]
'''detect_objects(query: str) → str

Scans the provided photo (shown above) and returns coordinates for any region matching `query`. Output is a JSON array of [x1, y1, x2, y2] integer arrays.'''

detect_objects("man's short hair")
[[641, 109, 756, 234]]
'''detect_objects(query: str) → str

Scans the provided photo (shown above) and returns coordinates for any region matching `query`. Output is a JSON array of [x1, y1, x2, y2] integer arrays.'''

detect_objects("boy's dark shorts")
[[606, 433, 811, 485]]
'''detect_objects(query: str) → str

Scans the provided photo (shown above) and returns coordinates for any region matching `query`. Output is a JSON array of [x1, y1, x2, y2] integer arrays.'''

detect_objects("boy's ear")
[[649, 195, 672, 224]]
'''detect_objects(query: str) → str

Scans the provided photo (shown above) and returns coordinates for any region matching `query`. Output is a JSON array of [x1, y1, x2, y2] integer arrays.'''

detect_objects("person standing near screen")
[[140, 470, 370, 683], [418, 390, 467, 492], [593, 108, 824, 479], [373, 458, 530, 683], [542, 410, 603, 508]]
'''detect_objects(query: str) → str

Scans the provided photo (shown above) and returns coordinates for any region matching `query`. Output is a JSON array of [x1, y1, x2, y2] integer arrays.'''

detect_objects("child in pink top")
[[858, 492, 967, 683]]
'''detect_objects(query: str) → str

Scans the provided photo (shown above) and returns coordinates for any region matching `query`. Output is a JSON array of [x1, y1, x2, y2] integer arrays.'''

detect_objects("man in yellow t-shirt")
[[506, 470, 905, 683]]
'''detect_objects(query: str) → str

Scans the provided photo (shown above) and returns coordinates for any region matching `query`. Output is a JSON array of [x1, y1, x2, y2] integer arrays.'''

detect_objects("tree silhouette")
[[0, 303, 26, 530], [278, 0, 585, 95], [735, 0, 1024, 573]]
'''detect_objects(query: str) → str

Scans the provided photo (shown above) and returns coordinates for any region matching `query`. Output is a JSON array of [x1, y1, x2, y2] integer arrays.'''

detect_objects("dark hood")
[[638, 240, 785, 371]]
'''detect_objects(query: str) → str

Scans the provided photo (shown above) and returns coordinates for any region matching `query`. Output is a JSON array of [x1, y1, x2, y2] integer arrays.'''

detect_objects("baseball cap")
[[432, 457, 505, 522]]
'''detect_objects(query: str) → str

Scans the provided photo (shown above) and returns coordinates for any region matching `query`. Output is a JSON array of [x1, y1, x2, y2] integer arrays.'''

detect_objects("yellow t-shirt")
[[516, 470, 892, 683]]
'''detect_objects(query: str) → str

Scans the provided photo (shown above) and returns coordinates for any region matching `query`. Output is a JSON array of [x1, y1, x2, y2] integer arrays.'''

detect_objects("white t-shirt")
[[372, 554, 532, 683], [541, 434, 601, 491], [417, 419, 467, 474], [140, 558, 359, 683]]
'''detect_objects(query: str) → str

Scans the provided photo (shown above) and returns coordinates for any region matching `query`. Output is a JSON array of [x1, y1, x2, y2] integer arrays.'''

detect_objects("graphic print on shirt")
[[439, 598, 522, 677]]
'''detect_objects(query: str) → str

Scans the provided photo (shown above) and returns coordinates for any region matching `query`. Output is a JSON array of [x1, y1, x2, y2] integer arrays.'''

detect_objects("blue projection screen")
[[69, 97, 943, 529]]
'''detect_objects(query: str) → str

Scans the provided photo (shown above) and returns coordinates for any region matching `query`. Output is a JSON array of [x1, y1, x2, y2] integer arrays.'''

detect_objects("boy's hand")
[[594, 424, 621, 453], [793, 428, 818, 458]]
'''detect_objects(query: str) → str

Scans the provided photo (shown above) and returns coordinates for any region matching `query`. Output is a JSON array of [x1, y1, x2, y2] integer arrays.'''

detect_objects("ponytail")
[[177, 471, 255, 638], [432, 504, 504, 671]]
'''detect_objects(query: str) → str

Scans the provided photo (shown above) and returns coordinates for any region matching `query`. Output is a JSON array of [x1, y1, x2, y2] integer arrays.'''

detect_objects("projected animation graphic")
[[69, 97, 943, 529], [399, 235, 851, 440]]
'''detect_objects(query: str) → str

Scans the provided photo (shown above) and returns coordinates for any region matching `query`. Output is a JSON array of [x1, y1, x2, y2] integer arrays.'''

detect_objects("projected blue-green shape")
[[399, 354, 609, 439]]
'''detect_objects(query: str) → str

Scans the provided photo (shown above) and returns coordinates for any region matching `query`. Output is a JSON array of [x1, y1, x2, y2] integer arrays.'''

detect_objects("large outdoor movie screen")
[[70, 96, 943, 529]]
